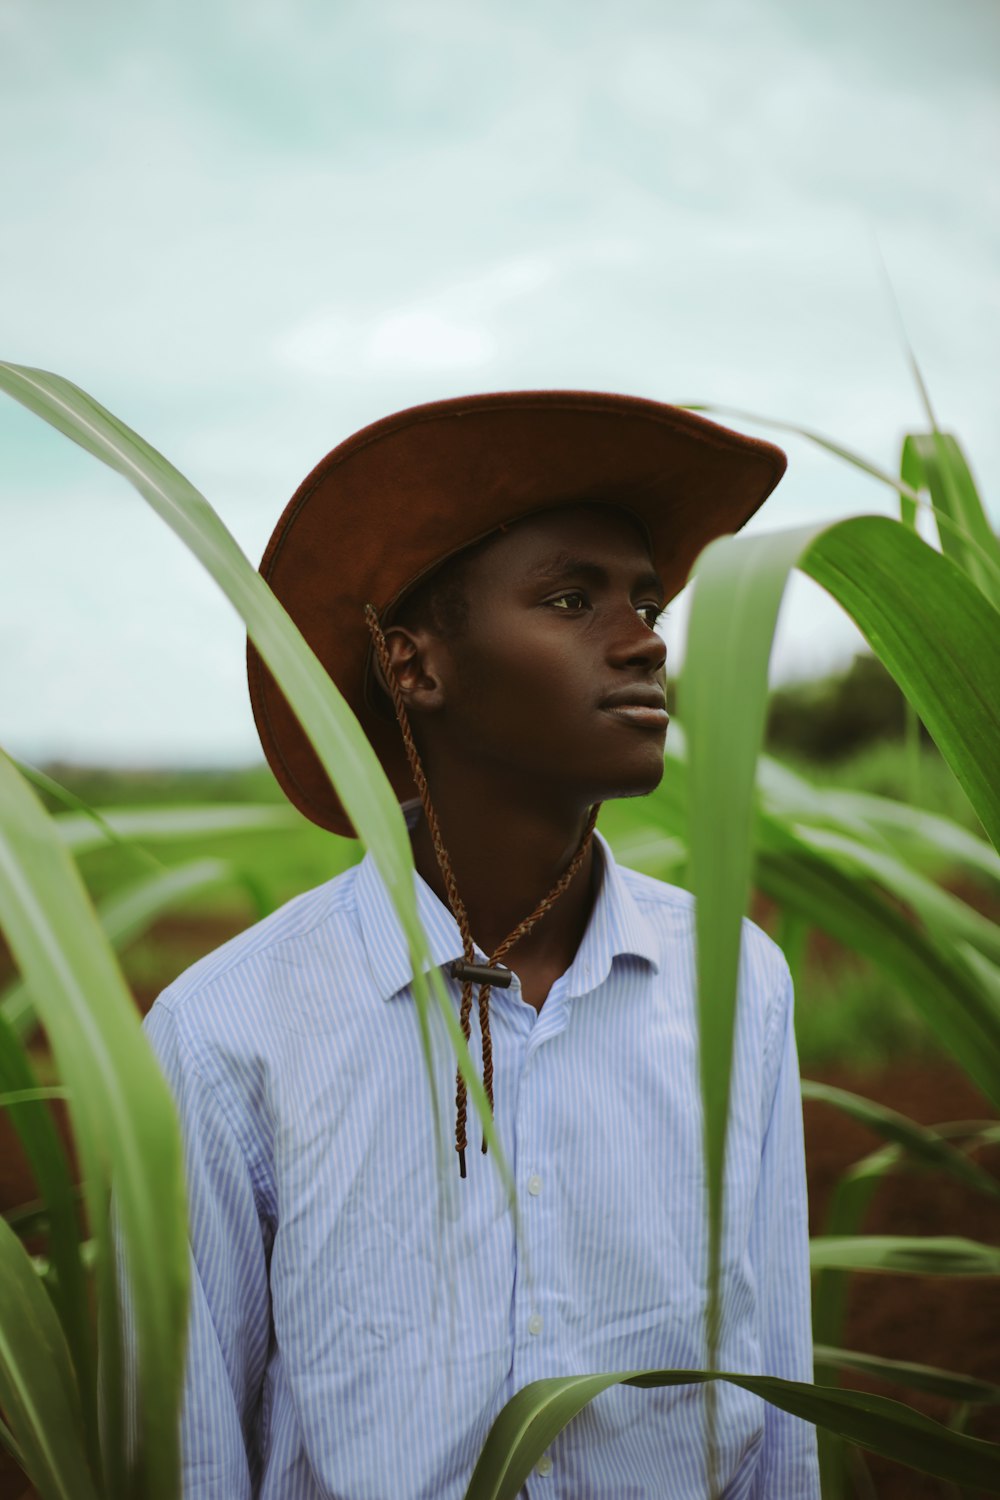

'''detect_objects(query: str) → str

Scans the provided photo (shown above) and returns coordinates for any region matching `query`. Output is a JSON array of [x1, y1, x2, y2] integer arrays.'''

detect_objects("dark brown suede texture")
[[247, 390, 786, 836]]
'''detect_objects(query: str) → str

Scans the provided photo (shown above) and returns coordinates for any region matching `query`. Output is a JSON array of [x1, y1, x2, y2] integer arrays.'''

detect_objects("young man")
[[144, 392, 820, 1497]]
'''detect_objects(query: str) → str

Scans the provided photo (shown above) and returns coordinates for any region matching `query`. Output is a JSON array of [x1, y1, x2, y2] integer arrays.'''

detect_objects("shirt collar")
[[355, 827, 661, 1003]]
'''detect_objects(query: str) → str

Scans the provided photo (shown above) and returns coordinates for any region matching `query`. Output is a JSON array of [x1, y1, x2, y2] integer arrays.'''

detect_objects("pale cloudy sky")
[[2, 0, 997, 765]]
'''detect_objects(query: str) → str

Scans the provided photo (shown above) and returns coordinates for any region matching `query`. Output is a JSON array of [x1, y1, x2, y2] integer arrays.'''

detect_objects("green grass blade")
[[0, 361, 406, 875], [813, 1345, 1000, 1405], [810, 1235, 1000, 1275], [0, 1086, 69, 1105], [0, 1416, 25, 1468], [788, 822, 1000, 966], [680, 510, 1000, 1491], [85, 857, 241, 946], [2, 856, 244, 1037], [790, 786, 998, 886], [464, 1367, 1000, 1499], [961, 944, 1000, 1016], [0, 362, 508, 1198], [681, 523, 818, 1373], [812, 1148, 897, 1349], [0, 1012, 96, 1473], [802, 517, 1000, 851], [936, 433, 1000, 563], [4, 1189, 86, 1242], [54, 802, 298, 854], [800, 1080, 1000, 1199], [759, 848, 1000, 1109], [0, 751, 189, 1499], [755, 752, 999, 885], [901, 434, 1000, 608], [0, 1212, 99, 1500], [680, 510, 1000, 1338], [613, 724, 1000, 1103], [682, 404, 1000, 595], [12, 761, 164, 875], [681, 404, 923, 498]]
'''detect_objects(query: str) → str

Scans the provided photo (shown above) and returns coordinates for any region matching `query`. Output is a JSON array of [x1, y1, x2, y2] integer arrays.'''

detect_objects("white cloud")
[[365, 308, 495, 372]]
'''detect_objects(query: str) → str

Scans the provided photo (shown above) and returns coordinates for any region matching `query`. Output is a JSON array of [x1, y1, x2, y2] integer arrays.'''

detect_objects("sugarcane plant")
[[0, 362, 998, 1499]]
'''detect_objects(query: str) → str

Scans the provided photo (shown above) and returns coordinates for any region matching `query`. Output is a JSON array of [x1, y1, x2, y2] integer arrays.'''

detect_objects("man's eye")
[[550, 592, 587, 611], [639, 604, 665, 628]]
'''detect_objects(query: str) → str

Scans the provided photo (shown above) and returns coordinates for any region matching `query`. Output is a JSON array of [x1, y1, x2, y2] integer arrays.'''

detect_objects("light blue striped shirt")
[[142, 829, 820, 1498]]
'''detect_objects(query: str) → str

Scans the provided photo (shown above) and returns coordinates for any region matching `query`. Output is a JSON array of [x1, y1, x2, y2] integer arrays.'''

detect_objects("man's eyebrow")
[[526, 551, 665, 597]]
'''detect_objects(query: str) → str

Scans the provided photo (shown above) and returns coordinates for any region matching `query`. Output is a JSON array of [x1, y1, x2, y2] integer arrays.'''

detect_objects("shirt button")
[[528, 1312, 543, 1335], [528, 1174, 542, 1196], [536, 1455, 553, 1476]]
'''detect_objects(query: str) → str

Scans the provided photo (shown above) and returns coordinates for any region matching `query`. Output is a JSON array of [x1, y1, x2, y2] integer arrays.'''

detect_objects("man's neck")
[[408, 780, 600, 998]]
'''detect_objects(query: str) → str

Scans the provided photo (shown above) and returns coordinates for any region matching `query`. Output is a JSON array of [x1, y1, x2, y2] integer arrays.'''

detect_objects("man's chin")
[[599, 754, 667, 803]]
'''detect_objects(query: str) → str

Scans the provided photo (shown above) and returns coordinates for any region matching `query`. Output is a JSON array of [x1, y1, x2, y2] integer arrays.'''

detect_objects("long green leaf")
[[682, 403, 1000, 597], [755, 773, 1000, 1040], [682, 524, 817, 1374], [0, 1211, 99, 1500], [612, 728, 1000, 1104], [0, 1086, 70, 1105], [0, 363, 508, 1203], [12, 760, 164, 875], [0, 1011, 97, 1483], [681, 511, 1000, 1328], [54, 802, 297, 854], [680, 404, 924, 498], [813, 1146, 899, 1316], [645, 730, 997, 895], [812, 1144, 898, 1500], [901, 433, 1000, 608], [801, 518, 1000, 851], [0, 751, 188, 1499], [810, 1235, 1000, 1276], [800, 1080, 1000, 1199], [0, 1416, 25, 1467], [679, 509, 1000, 1490], [780, 782, 999, 886], [464, 1367, 1000, 1499], [788, 821, 1000, 965], [813, 1345, 1000, 1406], [2, 856, 248, 1037], [758, 847, 1000, 1110]]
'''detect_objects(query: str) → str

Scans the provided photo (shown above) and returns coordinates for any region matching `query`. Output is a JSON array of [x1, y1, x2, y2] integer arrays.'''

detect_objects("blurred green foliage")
[[766, 654, 923, 764]]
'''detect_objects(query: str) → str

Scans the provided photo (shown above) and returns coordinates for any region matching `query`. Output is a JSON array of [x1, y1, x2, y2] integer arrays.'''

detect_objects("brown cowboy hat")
[[247, 390, 786, 837]]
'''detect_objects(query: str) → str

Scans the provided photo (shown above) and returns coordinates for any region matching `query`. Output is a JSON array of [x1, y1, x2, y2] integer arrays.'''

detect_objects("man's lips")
[[599, 684, 669, 730]]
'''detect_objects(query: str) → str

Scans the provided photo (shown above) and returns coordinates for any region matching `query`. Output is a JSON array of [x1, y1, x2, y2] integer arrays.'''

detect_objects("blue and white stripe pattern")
[[142, 830, 819, 1498]]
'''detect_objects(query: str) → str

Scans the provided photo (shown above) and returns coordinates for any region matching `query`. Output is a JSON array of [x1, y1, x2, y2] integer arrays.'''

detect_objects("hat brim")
[[247, 390, 786, 837]]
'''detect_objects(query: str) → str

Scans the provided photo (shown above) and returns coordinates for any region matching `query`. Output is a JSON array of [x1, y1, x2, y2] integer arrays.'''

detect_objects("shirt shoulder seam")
[[158, 869, 362, 1018]]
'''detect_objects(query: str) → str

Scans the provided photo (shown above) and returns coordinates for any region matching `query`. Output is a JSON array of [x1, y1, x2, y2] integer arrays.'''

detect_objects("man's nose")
[[609, 606, 667, 673]]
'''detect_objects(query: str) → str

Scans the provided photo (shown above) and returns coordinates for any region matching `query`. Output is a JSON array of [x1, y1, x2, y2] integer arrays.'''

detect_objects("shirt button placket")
[[514, 1028, 549, 1398]]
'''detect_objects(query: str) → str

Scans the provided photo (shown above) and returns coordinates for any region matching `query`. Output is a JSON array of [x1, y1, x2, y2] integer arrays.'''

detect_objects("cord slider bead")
[[450, 959, 513, 988]]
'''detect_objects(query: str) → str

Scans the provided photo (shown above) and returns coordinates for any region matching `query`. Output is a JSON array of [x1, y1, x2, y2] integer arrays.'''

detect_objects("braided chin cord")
[[363, 603, 600, 1177]]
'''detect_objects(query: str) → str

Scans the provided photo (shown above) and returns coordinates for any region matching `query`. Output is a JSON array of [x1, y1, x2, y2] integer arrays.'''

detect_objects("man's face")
[[417, 504, 669, 807]]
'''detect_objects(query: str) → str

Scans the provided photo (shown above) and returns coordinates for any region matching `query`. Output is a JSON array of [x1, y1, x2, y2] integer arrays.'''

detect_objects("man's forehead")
[[471, 501, 655, 571]]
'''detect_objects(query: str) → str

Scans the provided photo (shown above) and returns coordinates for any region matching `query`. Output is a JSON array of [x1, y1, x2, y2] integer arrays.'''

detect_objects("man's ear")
[[379, 625, 448, 715]]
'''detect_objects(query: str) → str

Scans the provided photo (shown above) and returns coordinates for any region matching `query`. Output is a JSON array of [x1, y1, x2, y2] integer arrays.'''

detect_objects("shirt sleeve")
[[748, 962, 821, 1498], [143, 999, 273, 1499]]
